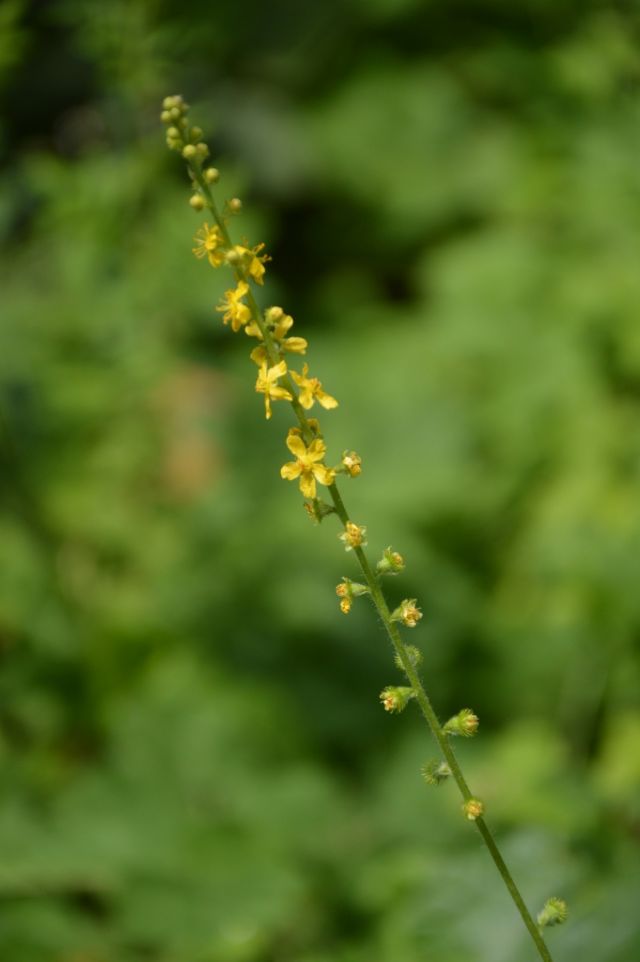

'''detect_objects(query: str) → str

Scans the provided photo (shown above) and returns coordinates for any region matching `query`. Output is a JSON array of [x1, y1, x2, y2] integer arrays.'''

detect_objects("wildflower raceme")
[[161, 94, 566, 962]]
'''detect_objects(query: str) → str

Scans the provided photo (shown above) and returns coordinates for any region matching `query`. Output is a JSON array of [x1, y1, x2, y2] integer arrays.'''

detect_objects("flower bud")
[[377, 546, 405, 576], [390, 598, 422, 627], [182, 144, 197, 159], [537, 897, 568, 929], [170, 106, 182, 121], [379, 686, 415, 713], [205, 167, 220, 184], [229, 197, 242, 213], [463, 798, 484, 820], [195, 142, 209, 160], [341, 451, 362, 477], [190, 126, 203, 142], [265, 305, 284, 324], [421, 760, 451, 785], [443, 708, 479, 738], [160, 110, 171, 123], [394, 644, 422, 671]]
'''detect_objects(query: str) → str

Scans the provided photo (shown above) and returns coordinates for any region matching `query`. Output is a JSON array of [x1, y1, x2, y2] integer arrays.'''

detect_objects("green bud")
[[189, 193, 205, 211], [195, 142, 209, 160], [190, 126, 203, 142], [160, 110, 171, 123], [182, 144, 197, 159], [204, 167, 220, 184], [228, 197, 242, 213]]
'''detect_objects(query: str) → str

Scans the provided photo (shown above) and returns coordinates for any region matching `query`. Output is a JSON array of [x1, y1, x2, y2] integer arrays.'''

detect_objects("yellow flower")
[[280, 428, 335, 498], [339, 521, 367, 551], [228, 242, 270, 284], [216, 281, 251, 332], [246, 308, 308, 363], [291, 363, 338, 410], [339, 597, 351, 614], [342, 451, 362, 477], [255, 360, 293, 419], [192, 223, 225, 267]]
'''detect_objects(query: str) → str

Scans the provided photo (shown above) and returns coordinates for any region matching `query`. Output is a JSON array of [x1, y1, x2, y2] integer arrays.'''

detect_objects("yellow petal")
[[298, 389, 314, 409], [236, 281, 249, 298], [281, 461, 301, 480], [245, 321, 262, 339], [250, 345, 267, 366], [270, 386, 293, 401], [318, 391, 338, 409], [286, 432, 307, 458], [283, 337, 307, 354], [274, 314, 294, 338], [299, 471, 316, 499], [313, 464, 335, 486], [270, 360, 288, 380], [307, 439, 327, 462]]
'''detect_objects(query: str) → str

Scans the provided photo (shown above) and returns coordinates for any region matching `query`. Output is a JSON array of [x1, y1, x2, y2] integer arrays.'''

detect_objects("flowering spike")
[[421, 760, 451, 785], [390, 599, 422, 628], [537, 897, 568, 930], [394, 645, 422, 671], [377, 546, 405, 576], [443, 708, 479, 738], [379, 686, 415, 714], [463, 798, 484, 820]]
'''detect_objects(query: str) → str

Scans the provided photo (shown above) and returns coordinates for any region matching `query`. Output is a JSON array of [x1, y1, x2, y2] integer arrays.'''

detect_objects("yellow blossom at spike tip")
[[255, 360, 293, 419], [291, 363, 338, 410], [216, 281, 251, 332], [192, 223, 225, 267], [339, 521, 367, 551], [280, 428, 335, 499]]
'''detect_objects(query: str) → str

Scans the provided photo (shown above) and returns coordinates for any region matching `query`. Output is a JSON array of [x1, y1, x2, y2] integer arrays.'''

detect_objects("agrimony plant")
[[161, 94, 567, 961]]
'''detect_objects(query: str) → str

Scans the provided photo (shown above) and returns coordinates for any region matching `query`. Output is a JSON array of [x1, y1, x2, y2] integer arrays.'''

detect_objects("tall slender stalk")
[[160, 94, 566, 961]]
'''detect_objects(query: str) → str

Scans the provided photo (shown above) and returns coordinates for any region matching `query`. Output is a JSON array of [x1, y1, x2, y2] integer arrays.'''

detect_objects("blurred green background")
[[2, 1, 640, 959]]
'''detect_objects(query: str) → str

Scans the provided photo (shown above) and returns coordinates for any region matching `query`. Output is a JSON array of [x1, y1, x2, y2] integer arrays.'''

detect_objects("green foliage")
[[1, 1, 640, 958]]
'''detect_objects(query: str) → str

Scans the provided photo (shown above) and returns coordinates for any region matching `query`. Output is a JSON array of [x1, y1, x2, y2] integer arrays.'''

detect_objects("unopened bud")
[[229, 197, 242, 213], [190, 126, 203, 142], [463, 798, 484, 820], [195, 142, 209, 160], [444, 708, 479, 738], [265, 305, 284, 324], [204, 167, 220, 184], [182, 144, 197, 160], [189, 194, 205, 211], [160, 110, 171, 123]]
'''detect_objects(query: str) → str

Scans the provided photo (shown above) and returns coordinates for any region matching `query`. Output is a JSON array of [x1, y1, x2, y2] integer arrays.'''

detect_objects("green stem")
[[189, 159, 554, 962]]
